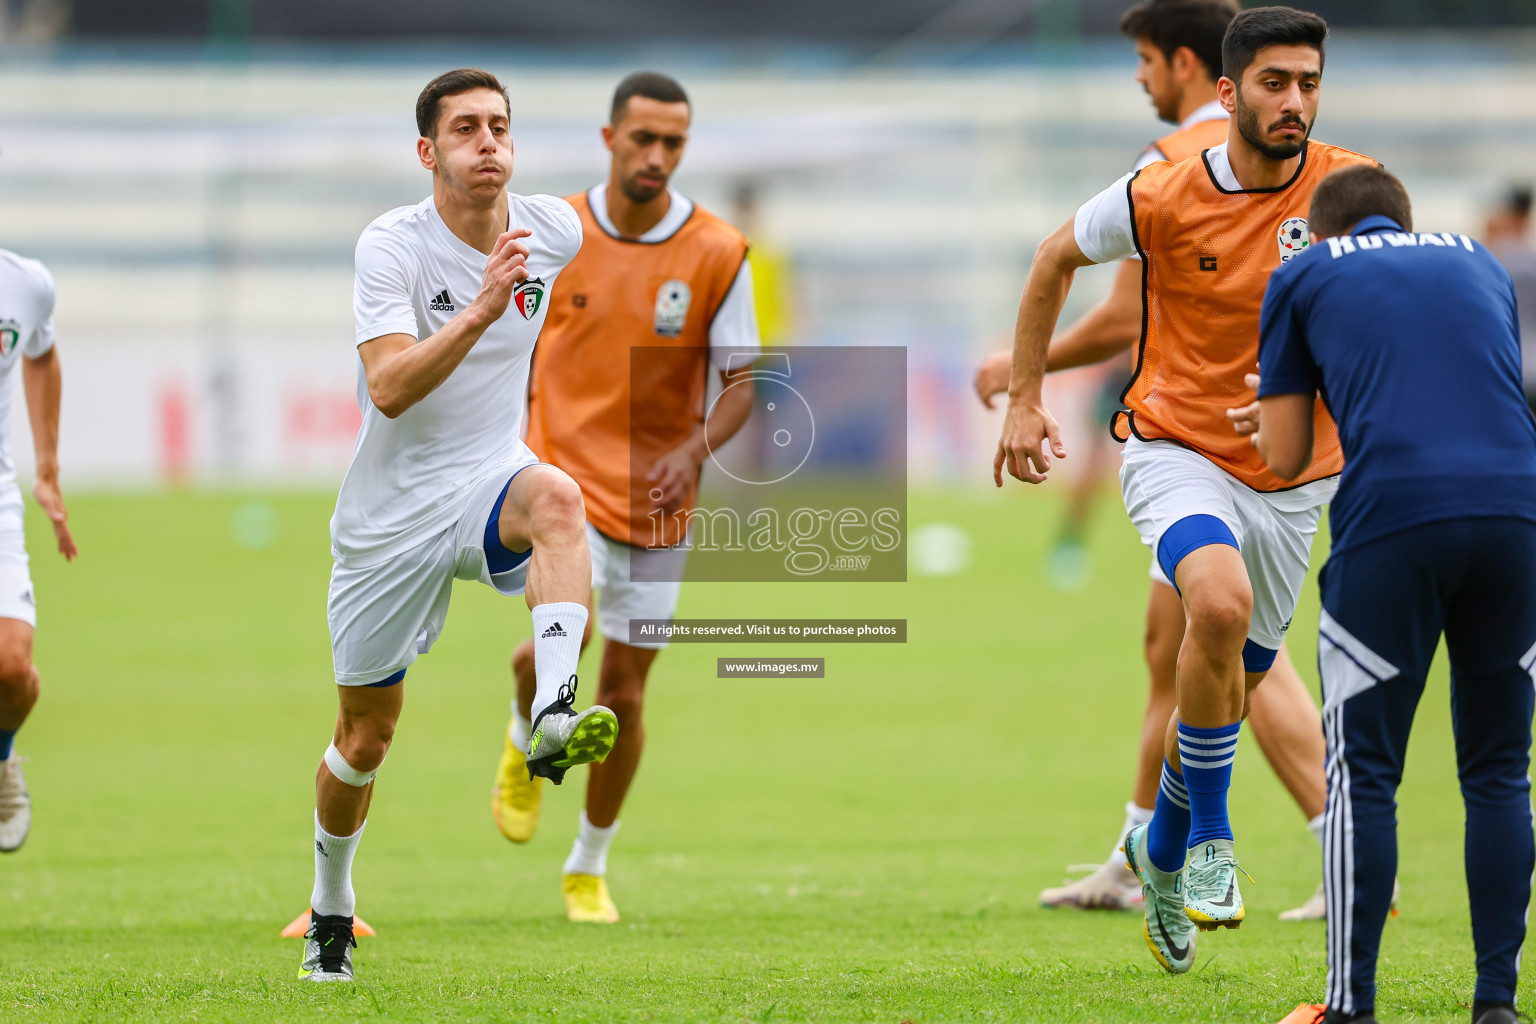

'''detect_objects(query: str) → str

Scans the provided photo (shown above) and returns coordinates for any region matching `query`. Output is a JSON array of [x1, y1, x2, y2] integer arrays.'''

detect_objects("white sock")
[[1307, 812, 1326, 848], [311, 812, 364, 917], [530, 603, 588, 722], [508, 704, 532, 749], [1113, 801, 1155, 860], [563, 811, 620, 876]]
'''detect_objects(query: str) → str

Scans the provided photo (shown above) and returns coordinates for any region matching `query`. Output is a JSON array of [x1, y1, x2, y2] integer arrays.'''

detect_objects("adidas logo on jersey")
[[429, 289, 455, 312], [541, 622, 567, 638]]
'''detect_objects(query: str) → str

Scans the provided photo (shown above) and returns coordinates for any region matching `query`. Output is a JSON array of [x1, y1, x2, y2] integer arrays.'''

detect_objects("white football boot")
[[0, 754, 31, 852], [1039, 852, 1144, 910], [1280, 877, 1401, 921]]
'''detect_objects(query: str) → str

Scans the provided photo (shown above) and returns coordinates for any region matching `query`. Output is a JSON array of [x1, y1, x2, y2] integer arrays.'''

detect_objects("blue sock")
[[1146, 760, 1191, 873], [0, 728, 14, 762], [1179, 720, 1241, 847]]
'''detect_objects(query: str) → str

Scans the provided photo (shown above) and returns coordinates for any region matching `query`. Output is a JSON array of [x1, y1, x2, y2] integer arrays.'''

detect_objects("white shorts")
[[0, 494, 35, 627], [328, 461, 540, 686], [589, 521, 685, 651], [1120, 438, 1336, 652]]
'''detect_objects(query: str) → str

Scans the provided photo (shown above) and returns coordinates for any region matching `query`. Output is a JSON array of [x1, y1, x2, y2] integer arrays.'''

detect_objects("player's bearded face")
[[1234, 85, 1309, 160], [1231, 48, 1321, 162], [607, 97, 690, 206]]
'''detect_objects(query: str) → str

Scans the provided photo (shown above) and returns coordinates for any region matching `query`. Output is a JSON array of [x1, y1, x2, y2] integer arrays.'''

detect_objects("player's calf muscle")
[[0, 631, 36, 719]]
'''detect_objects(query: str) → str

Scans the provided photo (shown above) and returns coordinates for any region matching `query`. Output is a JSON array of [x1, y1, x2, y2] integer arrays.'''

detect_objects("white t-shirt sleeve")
[[1073, 171, 1139, 265], [708, 255, 761, 371], [353, 225, 420, 347], [22, 260, 56, 357], [552, 198, 583, 268], [1131, 144, 1166, 172]]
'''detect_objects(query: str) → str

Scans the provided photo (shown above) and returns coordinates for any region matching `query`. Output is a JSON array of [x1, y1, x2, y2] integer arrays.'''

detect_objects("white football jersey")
[[0, 249, 56, 496], [331, 192, 582, 567]]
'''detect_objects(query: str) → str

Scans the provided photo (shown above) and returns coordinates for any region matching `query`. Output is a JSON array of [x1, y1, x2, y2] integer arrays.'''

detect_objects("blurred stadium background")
[[0, 0, 1531, 490], [2, 4, 1535, 1020]]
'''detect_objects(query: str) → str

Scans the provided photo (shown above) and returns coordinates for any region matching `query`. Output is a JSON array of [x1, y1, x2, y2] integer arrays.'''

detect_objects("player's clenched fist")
[[994, 398, 1066, 486], [471, 228, 533, 324]]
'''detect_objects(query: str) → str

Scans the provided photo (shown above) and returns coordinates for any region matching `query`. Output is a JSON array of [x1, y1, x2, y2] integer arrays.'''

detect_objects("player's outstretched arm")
[[22, 346, 75, 560], [361, 228, 531, 418], [994, 217, 1094, 486]]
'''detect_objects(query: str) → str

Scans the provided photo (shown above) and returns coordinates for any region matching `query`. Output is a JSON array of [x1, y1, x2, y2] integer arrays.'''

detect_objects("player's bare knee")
[[0, 650, 33, 701], [1184, 585, 1252, 649], [335, 718, 394, 774], [1143, 621, 1179, 678], [597, 674, 646, 726], [529, 471, 585, 539], [512, 638, 536, 678]]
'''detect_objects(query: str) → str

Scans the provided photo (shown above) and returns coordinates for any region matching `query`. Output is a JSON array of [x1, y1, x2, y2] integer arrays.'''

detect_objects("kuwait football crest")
[[0, 320, 19, 357], [1277, 217, 1310, 261], [513, 278, 545, 320]]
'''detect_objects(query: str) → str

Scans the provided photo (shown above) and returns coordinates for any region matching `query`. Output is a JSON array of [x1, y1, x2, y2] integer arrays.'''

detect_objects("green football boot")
[[1123, 822, 1197, 973], [1184, 838, 1247, 930], [526, 676, 618, 785]]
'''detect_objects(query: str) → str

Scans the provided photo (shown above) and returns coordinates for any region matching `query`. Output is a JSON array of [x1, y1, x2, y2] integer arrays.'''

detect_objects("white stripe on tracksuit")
[[1318, 610, 1400, 1016], [1323, 702, 1357, 1015]]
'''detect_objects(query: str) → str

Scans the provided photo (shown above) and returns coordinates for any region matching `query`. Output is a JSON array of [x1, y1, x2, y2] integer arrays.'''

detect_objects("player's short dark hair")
[[1221, 6, 1328, 81], [610, 71, 690, 125], [416, 68, 511, 139], [1119, 0, 1240, 82], [1308, 165, 1413, 238]]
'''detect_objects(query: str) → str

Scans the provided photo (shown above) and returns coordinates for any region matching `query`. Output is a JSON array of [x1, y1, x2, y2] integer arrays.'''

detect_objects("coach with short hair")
[[1230, 164, 1536, 1024]]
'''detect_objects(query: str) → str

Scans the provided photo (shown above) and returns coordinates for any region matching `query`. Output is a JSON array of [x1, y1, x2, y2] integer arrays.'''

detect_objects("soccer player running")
[[1236, 166, 1536, 1024], [299, 68, 618, 982], [995, 7, 1374, 973], [0, 239, 78, 853], [981, 0, 1337, 922], [489, 72, 759, 924]]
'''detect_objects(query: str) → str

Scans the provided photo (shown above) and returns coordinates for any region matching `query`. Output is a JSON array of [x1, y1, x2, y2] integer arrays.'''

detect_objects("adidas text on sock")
[[311, 812, 365, 918], [530, 603, 588, 723]]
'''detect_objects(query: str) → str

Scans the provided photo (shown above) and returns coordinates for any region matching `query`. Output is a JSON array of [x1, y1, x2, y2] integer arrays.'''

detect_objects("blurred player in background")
[[731, 181, 795, 346], [492, 72, 759, 924], [0, 231, 78, 854], [1482, 184, 1536, 416], [298, 69, 617, 982], [997, 6, 1375, 973], [1240, 165, 1536, 1024], [979, 0, 1338, 923]]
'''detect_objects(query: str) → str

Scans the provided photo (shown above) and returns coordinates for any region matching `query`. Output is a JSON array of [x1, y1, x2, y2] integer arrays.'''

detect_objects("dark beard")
[[1235, 93, 1309, 161], [620, 174, 666, 205]]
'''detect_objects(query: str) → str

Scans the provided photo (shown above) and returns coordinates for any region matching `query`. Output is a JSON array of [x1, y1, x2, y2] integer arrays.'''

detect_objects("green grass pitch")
[[0, 488, 1520, 1022]]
